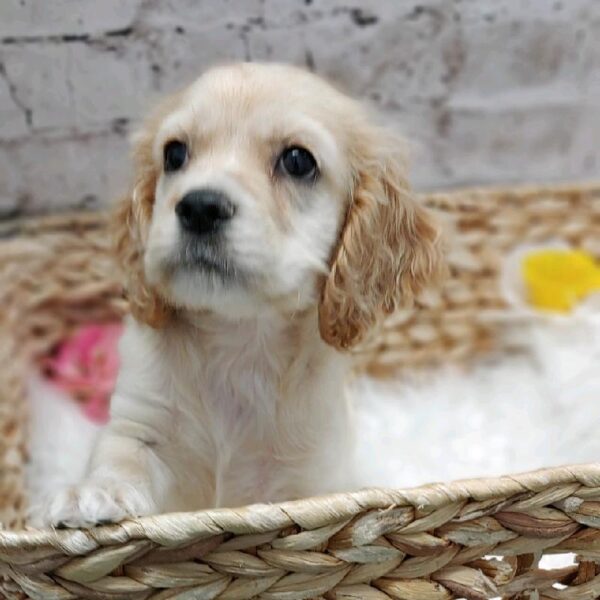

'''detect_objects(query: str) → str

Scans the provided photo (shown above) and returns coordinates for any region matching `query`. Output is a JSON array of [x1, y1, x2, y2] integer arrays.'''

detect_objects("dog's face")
[[114, 63, 443, 349], [142, 64, 355, 317]]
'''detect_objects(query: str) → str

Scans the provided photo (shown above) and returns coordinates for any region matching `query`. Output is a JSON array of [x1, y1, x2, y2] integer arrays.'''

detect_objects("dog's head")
[[114, 63, 443, 349]]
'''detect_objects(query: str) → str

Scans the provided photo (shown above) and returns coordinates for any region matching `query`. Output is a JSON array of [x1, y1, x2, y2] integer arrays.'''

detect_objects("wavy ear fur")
[[111, 129, 170, 328], [319, 134, 444, 350]]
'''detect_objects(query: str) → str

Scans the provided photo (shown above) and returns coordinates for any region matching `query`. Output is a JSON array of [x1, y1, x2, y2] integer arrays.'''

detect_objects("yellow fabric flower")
[[522, 249, 600, 313]]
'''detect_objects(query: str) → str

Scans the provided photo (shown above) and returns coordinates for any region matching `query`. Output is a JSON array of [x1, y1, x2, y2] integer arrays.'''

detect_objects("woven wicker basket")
[[0, 183, 599, 599]]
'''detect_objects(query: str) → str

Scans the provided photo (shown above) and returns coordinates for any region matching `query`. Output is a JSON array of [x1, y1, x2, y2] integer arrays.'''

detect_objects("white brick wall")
[[0, 0, 598, 216]]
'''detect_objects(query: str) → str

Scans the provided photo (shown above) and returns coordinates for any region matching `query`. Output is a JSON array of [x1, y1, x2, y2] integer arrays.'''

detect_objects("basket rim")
[[3, 462, 598, 551]]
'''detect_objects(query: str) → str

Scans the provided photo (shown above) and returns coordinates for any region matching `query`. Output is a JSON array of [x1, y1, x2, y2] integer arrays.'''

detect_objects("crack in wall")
[[0, 63, 32, 128], [0, 26, 134, 46], [0, 123, 129, 146]]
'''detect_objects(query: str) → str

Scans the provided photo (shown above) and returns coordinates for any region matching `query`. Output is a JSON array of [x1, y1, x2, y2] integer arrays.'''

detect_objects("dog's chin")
[[160, 257, 270, 319], [180, 255, 238, 281], [165, 265, 318, 321]]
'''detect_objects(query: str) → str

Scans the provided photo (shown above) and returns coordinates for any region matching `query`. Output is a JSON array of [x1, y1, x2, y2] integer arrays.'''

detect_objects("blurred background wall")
[[0, 0, 598, 217]]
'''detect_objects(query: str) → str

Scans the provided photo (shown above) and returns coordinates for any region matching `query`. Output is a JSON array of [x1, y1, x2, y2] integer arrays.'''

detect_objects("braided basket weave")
[[0, 183, 599, 599]]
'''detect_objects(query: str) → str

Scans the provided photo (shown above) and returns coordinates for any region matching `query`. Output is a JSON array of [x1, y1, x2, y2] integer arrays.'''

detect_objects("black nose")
[[175, 189, 236, 235]]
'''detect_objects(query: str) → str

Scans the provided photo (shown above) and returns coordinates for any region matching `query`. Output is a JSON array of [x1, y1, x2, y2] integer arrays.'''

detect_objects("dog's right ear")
[[111, 129, 170, 328], [318, 129, 444, 350]]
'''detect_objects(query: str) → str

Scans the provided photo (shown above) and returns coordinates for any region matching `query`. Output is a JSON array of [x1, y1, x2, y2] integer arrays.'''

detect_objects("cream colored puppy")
[[42, 63, 442, 527]]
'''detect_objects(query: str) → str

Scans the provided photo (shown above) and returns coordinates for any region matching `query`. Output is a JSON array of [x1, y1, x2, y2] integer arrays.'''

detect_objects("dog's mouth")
[[176, 237, 241, 281]]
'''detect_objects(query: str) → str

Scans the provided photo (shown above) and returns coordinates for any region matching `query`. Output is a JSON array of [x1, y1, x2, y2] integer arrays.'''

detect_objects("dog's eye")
[[279, 146, 317, 180], [164, 141, 188, 172]]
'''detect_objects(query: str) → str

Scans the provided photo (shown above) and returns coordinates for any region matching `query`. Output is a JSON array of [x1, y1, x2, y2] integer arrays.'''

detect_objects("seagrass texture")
[[0, 183, 599, 599]]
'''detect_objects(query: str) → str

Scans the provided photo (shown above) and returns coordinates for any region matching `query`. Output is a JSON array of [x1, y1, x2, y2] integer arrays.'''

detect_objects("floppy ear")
[[111, 131, 170, 328], [318, 136, 444, 350]]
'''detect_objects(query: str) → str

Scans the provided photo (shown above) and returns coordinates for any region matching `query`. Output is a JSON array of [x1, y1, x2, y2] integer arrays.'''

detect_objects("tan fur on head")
[[318, 130, 443, 350], [111, 121, 170, 328]]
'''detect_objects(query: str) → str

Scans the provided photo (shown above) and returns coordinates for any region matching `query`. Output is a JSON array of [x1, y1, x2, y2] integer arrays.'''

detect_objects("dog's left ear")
[[111, 126, 171, 328], [318, 133, 444, 350]]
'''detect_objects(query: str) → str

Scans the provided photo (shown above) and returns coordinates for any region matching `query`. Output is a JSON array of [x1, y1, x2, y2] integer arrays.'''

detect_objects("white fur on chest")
[[114, 312, 351, 509], [173, 316, 292, 457]]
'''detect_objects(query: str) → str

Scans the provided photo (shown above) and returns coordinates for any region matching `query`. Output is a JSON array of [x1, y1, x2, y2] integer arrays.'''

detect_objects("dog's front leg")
[[41, 398, 174, 528]]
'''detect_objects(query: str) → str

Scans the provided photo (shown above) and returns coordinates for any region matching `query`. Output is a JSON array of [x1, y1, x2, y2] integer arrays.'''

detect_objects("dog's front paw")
[[40, 480, 156, 529]]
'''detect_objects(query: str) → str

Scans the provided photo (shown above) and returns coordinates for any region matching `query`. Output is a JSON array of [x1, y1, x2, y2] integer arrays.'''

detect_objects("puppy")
[[42, 63, 442, 527]]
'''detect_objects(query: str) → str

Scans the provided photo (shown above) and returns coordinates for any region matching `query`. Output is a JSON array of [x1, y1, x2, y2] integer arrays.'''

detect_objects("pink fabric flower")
[[43, 323, 123, 424]]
